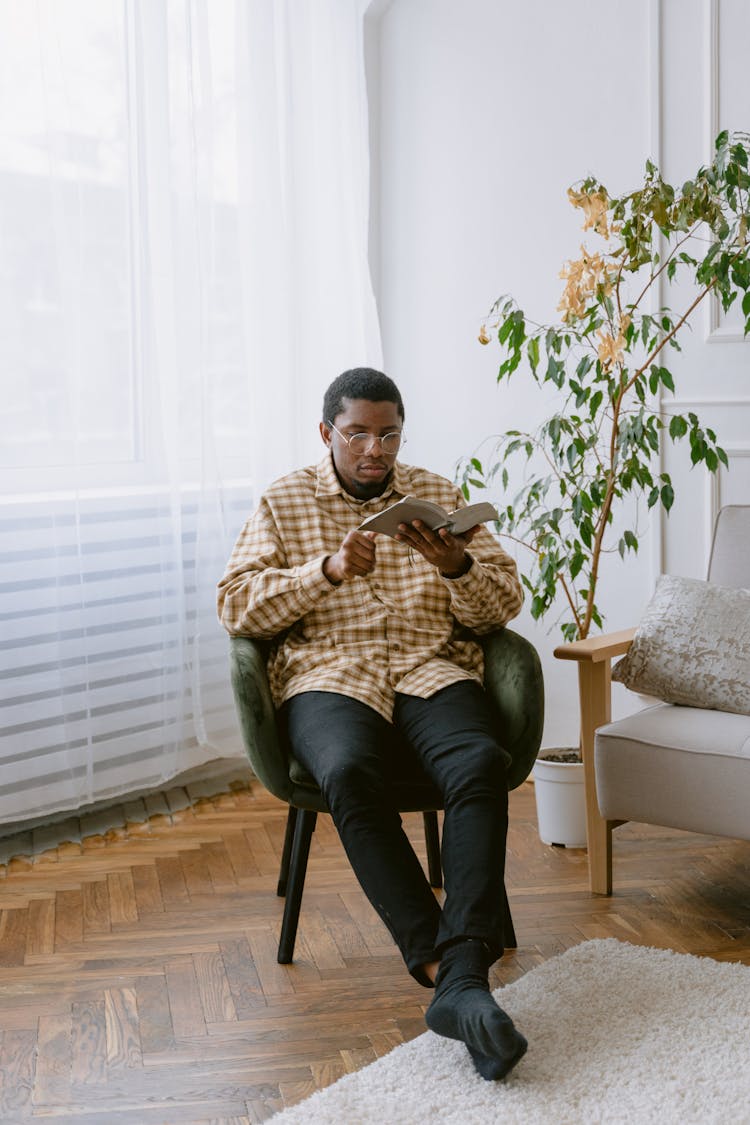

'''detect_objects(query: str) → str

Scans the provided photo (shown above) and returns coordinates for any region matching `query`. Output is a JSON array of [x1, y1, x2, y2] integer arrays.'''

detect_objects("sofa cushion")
[[612, 574, 750, 715], [595, 703, 750, 838]]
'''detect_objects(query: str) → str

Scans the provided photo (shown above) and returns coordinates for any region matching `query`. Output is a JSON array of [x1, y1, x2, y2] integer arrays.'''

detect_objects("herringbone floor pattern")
[[0, 778, 748, 1123]]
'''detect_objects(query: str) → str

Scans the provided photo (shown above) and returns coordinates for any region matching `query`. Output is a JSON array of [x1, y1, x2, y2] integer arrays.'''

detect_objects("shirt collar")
[[314, 452, 408, 502]]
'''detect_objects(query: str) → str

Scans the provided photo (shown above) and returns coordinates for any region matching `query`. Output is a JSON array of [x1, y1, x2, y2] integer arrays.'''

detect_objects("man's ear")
[[319, 420, 332, 447]]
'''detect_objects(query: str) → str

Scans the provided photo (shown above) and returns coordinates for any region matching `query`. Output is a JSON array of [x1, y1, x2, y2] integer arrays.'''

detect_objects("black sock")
[[425, 939, 527, 1081]]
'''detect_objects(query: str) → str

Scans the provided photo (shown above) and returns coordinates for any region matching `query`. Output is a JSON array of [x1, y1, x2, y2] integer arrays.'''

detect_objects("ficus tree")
[[460, 130, 750, 642]]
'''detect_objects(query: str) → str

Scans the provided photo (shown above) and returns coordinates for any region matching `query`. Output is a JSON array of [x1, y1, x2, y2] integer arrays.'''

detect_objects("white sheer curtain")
[[0, 0, 381, 826]]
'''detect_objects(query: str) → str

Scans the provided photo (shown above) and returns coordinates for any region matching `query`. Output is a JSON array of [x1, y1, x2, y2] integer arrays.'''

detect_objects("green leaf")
[[589, 389, 603, 418], [527, 336, 540, 372], [497, 316, 514, 345], [669, 414, 688, 439], [546, 355, 565, 388], [580, 520, 593, 549], [661, 483, 675, 511], [570, 551, 585, 579], [660, 367, 675, 393]]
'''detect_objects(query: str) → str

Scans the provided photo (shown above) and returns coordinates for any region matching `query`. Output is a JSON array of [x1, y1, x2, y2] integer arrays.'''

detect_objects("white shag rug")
[[269, 938, 750, 1124]]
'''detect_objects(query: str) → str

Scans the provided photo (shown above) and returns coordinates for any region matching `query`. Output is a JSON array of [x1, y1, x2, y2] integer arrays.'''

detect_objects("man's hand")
[[395, 520, 479, 578], [323, 530, 377, 585]]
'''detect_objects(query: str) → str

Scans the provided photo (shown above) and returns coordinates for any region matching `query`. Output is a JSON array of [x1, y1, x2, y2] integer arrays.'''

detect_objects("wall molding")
[[705, 0, 719, 165], [666, 396, 750, 409], [649, 0, 665, 586], [704, 0, 748, 343]]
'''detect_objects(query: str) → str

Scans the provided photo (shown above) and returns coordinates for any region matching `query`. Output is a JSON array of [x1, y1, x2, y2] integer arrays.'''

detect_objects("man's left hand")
[[395, 520, 479, 578]]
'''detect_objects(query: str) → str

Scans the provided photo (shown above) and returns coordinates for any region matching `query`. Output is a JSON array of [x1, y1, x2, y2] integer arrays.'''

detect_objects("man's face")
[[320, 397, 403, 499]]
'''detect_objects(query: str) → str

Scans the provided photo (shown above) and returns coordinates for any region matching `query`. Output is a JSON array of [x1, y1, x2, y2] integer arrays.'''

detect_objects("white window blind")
[[0, 488, 250, 822]]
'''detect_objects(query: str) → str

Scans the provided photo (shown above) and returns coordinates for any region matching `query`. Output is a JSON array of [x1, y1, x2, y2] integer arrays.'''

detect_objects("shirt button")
[[392, 642, 401, 651]]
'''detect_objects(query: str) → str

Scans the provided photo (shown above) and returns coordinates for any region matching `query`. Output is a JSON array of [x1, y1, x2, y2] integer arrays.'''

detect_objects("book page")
[[359, 497, 449, 537], [359, 497, 498, 538], [448, 502, 499, 535]]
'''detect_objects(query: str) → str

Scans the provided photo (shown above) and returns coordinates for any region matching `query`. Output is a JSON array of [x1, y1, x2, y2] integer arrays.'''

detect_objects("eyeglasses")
[[327, 421, 405, 456]]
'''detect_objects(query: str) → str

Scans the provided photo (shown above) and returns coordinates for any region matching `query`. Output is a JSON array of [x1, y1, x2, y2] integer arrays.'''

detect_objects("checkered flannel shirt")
[[217, 453, 523, 721]]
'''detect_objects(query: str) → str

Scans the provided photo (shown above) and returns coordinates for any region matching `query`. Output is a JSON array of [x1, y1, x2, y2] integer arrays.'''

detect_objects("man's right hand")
[[323, 530, 377, 585]]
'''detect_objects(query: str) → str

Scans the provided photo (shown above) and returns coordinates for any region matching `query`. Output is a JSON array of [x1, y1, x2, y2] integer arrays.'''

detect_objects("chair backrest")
[[707, 505, 750, 589]]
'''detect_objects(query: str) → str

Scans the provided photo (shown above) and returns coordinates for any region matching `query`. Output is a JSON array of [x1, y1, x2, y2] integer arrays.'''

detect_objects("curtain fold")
[[0, 0, 382, 826]]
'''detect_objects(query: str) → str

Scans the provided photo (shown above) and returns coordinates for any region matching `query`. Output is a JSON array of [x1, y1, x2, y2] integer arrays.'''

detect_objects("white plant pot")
[[531, 752, 587, 848]]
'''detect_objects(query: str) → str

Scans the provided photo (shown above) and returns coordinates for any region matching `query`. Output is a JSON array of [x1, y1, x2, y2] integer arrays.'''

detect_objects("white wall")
[[367, 0, 749, 748]]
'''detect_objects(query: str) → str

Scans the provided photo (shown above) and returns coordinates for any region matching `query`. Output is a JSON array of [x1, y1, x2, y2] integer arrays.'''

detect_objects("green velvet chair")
[[229, 629, 544, 963]]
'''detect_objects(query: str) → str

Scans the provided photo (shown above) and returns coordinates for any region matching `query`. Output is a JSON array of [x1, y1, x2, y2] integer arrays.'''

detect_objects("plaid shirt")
[[217, 453, 523, 720]]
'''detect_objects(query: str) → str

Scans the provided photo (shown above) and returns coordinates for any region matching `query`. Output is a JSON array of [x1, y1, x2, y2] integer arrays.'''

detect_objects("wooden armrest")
[[553, 627, 636, 664]]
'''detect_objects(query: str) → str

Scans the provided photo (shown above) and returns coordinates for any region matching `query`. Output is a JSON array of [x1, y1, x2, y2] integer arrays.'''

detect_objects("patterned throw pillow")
[[612, 574, 750, 715]]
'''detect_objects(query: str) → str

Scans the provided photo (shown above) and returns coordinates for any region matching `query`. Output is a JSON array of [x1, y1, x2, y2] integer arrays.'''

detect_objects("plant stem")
[[631, 225, 699, 309], [624, 281, 716, 396], [496, 530, 584, 634]]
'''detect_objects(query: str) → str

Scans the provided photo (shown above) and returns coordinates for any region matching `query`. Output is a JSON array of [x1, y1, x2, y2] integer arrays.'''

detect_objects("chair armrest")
[[553, 628, 636, 664], [482, 629, 544, 791], [229, 636, 292, 803]]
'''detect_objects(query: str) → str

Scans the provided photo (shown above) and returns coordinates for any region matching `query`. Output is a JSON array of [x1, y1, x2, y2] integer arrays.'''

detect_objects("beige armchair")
[[554, 504, 750, 895]]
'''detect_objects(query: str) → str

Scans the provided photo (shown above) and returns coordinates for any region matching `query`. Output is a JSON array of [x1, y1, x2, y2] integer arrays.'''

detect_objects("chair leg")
[[423, 810, 442, 889], [502, 883, 517, 949], [277, 809, 317, 964], [578, 660, 614, 894], [277, 806, 298, 897]]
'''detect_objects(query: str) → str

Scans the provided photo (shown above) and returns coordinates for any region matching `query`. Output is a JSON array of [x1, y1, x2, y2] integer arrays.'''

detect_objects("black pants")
[[282, 680, 511, 984]]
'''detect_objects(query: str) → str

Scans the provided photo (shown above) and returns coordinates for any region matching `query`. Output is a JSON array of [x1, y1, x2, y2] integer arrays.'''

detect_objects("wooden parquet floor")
[[0, 778, 748, 1123]]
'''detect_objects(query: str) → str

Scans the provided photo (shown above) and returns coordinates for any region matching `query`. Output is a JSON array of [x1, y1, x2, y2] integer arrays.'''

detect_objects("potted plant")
[[461, 130, 750, 847]]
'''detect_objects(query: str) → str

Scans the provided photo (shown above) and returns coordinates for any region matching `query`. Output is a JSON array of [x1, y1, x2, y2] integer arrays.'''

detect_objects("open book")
[[358, 496, 499, 539]]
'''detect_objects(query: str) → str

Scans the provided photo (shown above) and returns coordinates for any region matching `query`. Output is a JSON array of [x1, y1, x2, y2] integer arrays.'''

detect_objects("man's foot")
[[425, 939, 527, 1081], [468, 1039, 527, 1081]]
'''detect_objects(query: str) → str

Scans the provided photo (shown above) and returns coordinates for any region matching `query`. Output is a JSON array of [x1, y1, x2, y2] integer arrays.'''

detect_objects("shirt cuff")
[[440, 553, 476, 583], [299, 556, 339, 606]]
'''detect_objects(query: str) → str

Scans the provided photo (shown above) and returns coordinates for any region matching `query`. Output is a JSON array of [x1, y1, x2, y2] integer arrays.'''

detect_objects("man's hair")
[[322, 368, 405, 424]]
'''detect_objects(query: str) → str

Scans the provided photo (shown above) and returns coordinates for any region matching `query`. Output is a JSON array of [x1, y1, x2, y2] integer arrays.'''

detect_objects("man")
[[217, 368, 528, 1080]]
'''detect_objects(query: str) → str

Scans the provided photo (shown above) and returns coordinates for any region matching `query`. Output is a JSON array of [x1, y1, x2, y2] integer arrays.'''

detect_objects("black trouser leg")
[[394, 681, 511, 962], [283, 692, 442, 981]]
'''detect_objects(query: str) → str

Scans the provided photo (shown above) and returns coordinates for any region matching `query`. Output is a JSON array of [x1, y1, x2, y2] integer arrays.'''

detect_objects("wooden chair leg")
[[277, 809, 317, 964], [423, 810, 442, 889], [277, 806, 298, 897], [578, 661, 614, 895], [502, 883, 517, 949]]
